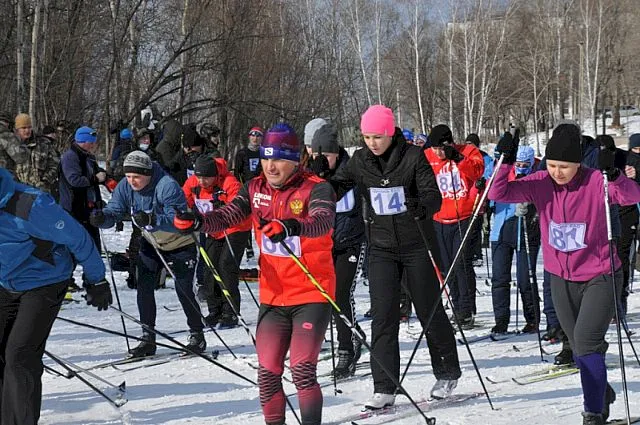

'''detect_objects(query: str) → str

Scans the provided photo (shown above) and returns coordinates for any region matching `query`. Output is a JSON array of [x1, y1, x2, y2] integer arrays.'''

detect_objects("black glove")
[[85, 279, 113, 311], [173, 210, 203, 233], [211, 190, 226, 209], [309, 147, 331, 177], [115, 221, 124, 232], [495, 129, 520, 164], [259, 218, 301, 243], [598, 146, 620, 180], [89, 210, 106, 227], [195, 284, 214, 303], [443, 144, 463, 162], [132, 211, 155, 228], [475, 177, 486, 191]]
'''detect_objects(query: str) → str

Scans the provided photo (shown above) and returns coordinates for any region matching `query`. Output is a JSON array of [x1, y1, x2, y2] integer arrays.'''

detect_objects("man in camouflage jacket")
[[14, 114, 60, 194], [0, 113, 28, 177]]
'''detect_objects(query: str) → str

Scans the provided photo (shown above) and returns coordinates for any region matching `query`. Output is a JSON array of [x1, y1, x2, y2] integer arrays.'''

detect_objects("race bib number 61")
[[369, 186, 407, 216], [548, 221, 587, 252], [261, 234, 302, 257]]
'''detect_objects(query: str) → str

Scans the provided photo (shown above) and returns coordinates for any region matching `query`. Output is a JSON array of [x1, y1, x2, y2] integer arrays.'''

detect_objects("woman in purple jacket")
[[488, 127, 640, 425]]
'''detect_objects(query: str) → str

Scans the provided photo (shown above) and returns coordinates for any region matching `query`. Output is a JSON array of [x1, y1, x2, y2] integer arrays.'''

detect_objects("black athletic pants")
[[0, 280, 67, 425], [368, 245, 461, 393], [332, 244, 363, 352], [616, 213, 637, 315]]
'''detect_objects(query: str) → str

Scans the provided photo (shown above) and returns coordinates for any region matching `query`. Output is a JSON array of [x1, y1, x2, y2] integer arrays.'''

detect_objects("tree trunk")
[[29, 0, 43, 124], [16, 0, 25, 111]]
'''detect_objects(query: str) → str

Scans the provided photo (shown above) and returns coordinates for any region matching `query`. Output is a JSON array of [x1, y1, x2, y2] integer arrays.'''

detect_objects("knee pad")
[[291, 362, 317, 390], [258, 366, 282, 405]]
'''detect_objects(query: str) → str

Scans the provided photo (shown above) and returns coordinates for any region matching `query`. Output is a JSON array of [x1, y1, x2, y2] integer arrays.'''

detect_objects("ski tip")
[[118, 382, 126, 392]]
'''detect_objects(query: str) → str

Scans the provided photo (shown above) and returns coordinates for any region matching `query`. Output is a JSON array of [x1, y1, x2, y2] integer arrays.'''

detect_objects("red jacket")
[[249, 172, 336, 306], [425, 144, 484, 223], [182, 158, 252, 239]]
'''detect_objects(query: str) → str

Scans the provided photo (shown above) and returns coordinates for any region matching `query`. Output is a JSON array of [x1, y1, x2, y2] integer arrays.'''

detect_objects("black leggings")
[[332, 244, 364, 351]]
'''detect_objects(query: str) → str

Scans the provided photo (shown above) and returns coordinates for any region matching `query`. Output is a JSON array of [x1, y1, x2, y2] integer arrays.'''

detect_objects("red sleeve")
[[222, 174, 242, 203], [457, 144, 484, 181], [182, 176, 197, 208]]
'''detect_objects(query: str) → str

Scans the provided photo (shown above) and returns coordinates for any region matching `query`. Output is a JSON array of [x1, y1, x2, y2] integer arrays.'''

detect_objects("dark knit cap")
[[465, 133, 481, 147], [545, 125, 582, 163], [596, 134, 615, 150], [629, 134, 640, 150], [42, 125, 56, 135], [430, 124, 454, 146], [123, 151, 153, 175], [311, 123, 339, 154], [194, 155, 217, 177]]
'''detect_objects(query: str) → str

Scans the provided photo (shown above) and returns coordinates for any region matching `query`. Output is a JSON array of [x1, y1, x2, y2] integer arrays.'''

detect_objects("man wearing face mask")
[[488, 145, 541, 335]]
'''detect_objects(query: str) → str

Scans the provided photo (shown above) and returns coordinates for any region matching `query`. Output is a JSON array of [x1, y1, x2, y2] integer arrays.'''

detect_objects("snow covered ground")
[[41, 214, 640, 425]]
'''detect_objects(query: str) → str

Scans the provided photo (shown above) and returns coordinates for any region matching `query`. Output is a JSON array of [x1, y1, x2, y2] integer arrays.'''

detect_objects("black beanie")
[[311, 123, 339, 154], [194, 155, 217, 177], [430, 124, 454, 146], [181, 123, 201, 148], [465, 133, 480, 147], [545, 125, 582, 163]]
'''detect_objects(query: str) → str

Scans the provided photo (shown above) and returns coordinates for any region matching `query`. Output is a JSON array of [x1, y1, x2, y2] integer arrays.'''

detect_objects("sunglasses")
[[249, 131, 263, 137]]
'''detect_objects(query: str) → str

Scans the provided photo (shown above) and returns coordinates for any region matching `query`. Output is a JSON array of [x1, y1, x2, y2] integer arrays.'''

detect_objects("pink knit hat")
[[360, 105, 396, 136]]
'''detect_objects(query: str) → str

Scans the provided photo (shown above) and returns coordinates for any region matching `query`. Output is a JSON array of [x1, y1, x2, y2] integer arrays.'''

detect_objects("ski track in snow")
[[42, 121, 640, 423]]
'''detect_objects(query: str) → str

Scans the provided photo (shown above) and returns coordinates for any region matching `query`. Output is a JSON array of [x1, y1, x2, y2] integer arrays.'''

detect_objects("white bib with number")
[[369, 186, 407, 216], [261, 234, 302, 257], [548, 221, 587, 252], [336, 189, 355, 213], [186, 168, 195, 178], [249, 158, 260, 172], [194, 198, 213, 215]]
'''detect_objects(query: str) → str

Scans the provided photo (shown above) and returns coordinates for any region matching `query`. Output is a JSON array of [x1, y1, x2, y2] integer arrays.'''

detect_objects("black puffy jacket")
[[331, 148, 365, 252], [332, 129, 442, 251]]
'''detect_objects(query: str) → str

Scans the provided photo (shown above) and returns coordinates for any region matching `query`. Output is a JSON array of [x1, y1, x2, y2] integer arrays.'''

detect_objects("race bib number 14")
[[369, 186, 407, 216], [548, 221, 587, 252], [261, 234, 302, 257]]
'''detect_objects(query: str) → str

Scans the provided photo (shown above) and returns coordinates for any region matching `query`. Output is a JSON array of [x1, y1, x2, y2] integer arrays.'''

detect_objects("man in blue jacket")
[[90, 151, 204, 358], [0, 166, 111, 425]]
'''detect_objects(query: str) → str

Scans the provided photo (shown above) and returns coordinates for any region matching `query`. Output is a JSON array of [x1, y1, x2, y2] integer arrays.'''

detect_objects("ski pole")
[[131, 216, 238, 359], [223, 231, 260, 309], [45, 350, 127, 393], [328, 315, 341, 395], [99, 228, 131, 353], [45, 350, 127, 408], [109, 305, 257, 386], [270, 232, 436, 425], [603, 171, 631, 425], [515, 217, 522, 331], [522, 215, 546, 362], [404, 215, 494, 410]]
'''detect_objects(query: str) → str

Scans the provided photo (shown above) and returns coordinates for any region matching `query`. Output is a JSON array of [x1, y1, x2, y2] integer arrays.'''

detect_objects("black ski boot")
[[582, 412, 604, 425], [491, 317, 509, 335], [554, 346, 574, 365], [333, 350, 356, 379], [521, 323, 538, 334], [542, 325, 560, 342], [185, 331, 206, 354], [602, 383, 616, 422], [458, 313, 475, 330], [218, 312, 238, 329], [129, 332, 156, 358]]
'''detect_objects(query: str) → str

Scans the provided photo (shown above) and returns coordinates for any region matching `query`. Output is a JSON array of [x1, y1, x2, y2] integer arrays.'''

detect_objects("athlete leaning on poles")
[[317, 105, 461, 410], [488, 128, 640, 425], [173, 122, 336, 425], [0, 166, 112, 425], [182, 154, 252, 328]]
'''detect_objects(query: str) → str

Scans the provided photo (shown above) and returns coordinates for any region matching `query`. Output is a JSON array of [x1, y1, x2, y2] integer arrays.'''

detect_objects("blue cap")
[[402, 129, 414, 142], [75, 126, 97, 143], [629, 134, 640, 150], [120, 128, 133, 140]]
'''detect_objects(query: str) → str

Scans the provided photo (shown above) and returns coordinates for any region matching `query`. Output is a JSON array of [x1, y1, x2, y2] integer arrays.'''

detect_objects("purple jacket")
[[488, 164, 640, 281]]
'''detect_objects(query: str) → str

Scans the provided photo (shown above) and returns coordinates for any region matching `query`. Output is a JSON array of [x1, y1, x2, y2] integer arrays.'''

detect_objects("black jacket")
[[234, 146, 261, 184], [332, 129, 442, 251], [331, 148, 365, 252]]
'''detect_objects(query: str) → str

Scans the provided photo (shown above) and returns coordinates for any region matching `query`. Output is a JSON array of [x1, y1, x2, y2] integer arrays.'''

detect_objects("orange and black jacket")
[[200, 168, 336, 306]]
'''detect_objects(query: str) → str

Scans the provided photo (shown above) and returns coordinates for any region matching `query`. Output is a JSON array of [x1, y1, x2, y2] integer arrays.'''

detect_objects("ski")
[[113, 350, 220, 372], [458, 330, 521, 345], [486, 364, 575, 385], [83, 352, 180, 372], [332, 392, 482, 424], [607, 416, 640, 424], [317, 361, 371, 378], [512, 366, 578, 385]]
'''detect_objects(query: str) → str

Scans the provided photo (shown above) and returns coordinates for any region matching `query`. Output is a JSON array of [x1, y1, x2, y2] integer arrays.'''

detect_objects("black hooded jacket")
[[331, 128, 442, 251], [331, 147, 365, 252]]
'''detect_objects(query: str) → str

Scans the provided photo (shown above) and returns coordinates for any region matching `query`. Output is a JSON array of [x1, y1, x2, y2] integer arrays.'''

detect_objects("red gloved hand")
[[173, 210, 202, 234], [105, 178, 118, 192], [260, 218, 300, 243]]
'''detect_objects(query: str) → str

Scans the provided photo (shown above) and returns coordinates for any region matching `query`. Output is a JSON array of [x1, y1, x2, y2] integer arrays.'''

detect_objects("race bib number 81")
[[261, 234, 302, 257], [548, 221, 587, 252], [369, 186, 407, 216]]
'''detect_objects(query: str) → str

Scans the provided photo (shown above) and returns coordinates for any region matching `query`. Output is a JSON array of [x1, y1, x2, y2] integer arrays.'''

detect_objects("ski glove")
[[173, 210, 203, 233], [260, 218, 301, 243], [475, 177, 486, 191], [309, 147, 331, 178], [598, 146, 620, 180], [443, 144, 463, 162], [132, 211, 155, 228], [495, 129, 520, 164], [89, 210, 106, 227], [85, 279, 113, 311], [515, 203, 529, 217]]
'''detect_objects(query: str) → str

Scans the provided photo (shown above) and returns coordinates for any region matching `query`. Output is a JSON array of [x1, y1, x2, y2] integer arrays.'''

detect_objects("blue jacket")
[[481, 150, 493, 181], [99, 162, 187, 232], [332, 148, 365, 252], [0, 167, 105, 291]]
